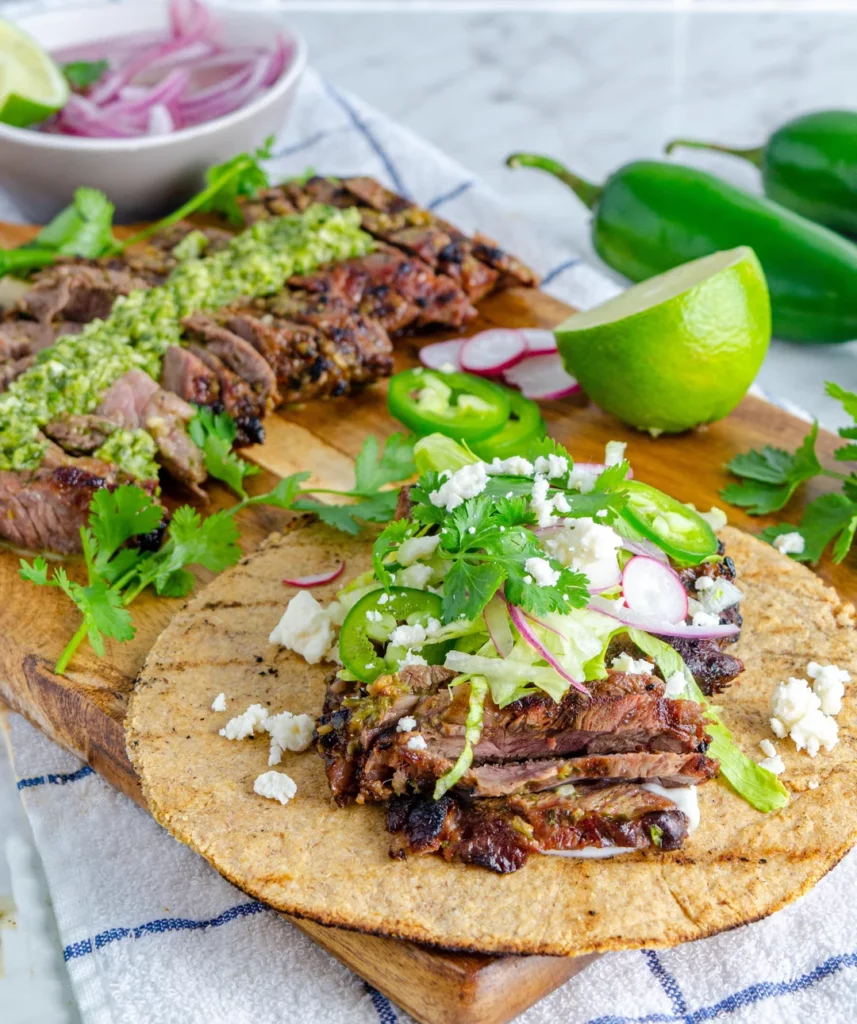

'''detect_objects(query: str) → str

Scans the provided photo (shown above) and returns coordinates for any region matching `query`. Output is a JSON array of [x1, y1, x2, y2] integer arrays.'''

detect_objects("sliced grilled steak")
[[18, 263, 150, 324], [387, 784, 688, 873], [96, 367, 159, 425], [0, 355, 35, 394], [0, 318, 57, 360], [182, 313, 279, 414], [187, 344, 265, 445], [44, 413, 118, 455], [359, 741, 718, 801], [663, 637, 744, 697], [160, 345, 221, 406]]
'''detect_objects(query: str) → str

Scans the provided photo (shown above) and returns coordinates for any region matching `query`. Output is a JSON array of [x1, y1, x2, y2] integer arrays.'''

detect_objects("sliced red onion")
[[507, 604, 589, 695], [588, 595, 739, 639], [283, 562, 345, 588], [502, 353, 581, 401], [148, 104, 175, 135], [483, 596, 513, 658], [519, 328, 558, 355], [620, 536, 669, 564], [621, 556, 687, 624], [460, 329, 528, 376], [419, 339, 465, 371]]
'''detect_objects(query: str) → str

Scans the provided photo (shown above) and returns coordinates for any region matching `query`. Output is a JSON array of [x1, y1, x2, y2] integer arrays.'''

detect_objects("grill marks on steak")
[[386, 785, 688, 873]]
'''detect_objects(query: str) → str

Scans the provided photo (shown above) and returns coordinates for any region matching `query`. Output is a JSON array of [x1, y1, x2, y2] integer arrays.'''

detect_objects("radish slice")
[[507, 604, 589, 695], [622, 556, 688, 623], [460, 329, 527, 376], [588, 595, 739, 639], [419, 339, 464, 371], [283, 562, 345, 588], [519, 328, 558, 355], [483, 596, 514, 658], [502, 353, 580, 401], [621, 537, 668, 564]]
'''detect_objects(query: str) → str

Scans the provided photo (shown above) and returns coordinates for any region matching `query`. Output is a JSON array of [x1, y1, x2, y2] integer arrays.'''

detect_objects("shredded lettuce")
[[434, 676, 488, 799], [628, 629, 789, 813]]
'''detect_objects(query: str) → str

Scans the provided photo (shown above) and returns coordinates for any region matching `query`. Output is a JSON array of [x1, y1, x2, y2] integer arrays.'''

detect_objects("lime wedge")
[[554, 246, 771, 434], [0, 18, 69, 128]]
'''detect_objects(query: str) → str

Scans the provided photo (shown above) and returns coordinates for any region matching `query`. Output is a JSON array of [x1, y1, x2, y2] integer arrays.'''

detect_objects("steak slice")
[[0, 318, 57, 360], [187, 344, 265, 446], [663, 637, 744, 697], [18, 263, 150, 323], [43, 413, 118, 455], [387, 784, 688, 873], [0, 355, 35, 394], [160, 345, 221, 407], [182, 313, 279, 414], [96, 368, 159, 426], [359, 740, 718, 802]]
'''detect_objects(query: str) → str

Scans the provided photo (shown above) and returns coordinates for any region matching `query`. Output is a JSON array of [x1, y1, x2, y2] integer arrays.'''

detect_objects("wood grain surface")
[[0, 221, 851, 1023]]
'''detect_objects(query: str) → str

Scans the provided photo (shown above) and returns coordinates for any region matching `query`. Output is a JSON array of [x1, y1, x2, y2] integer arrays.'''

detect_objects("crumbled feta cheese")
[[808, 779, 820, 790], [429, 462, 489, 511], [264, 711, 315, 765], [523, 574, 533, 584], [542, 517, 622, 588], [773, 531, 805, 556], [692, 611, 721, 628], [693, 578, 743, 614], [759, 738, 778, 759], [552, 491, 571, 514], [610, 653, 654, 675], [366, 609, 383, 623], [398, 534, 441, 566], [397, 716, 417, 732], [219, 703, 269, 741], [269, 591, 334, 665], [530, 475, 558, 528], [398, 563, 433, 590], [759, 753, 786, 775], [253, 770, 297, 805], [487, 456, 534, 476], [700, 506, 727, 531], [211, 692, 227, 712], [399, 649, 428, 668], [694, 576, 714, 592], [468, 526, 476, 534], [524, 556, 561, 587], [771, 677, 821, 733], [534, 454, 569, 479], [790, 707, 838, 757], [807, 661, 850, 716], [406, 734, 428, 751], [567, 466, 597, 494], [439, 361, 457, 374], [377, 592, 389, 605], [389, 623, 427, 647], [604, 440, 626, 466], [663, 671, 688, 699]]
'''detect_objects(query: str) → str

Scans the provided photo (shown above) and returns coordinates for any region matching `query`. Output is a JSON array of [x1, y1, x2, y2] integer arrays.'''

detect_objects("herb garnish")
[[20, 430, 416, 672], [722, 382, 857, 562], [62, 60, 109, 90]]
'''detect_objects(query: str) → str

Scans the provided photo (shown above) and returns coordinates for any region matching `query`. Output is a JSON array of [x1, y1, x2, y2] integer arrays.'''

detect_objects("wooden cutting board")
[[0, 222, 853, 1024]]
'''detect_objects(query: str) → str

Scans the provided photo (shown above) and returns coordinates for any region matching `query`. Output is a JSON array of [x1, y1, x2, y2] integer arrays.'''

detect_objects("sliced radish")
[[502, 353, 580, 401], [483, 595, 514, 658], [460, 329, 528, 376], [622, 556, 688, 624], [588, 595, 738, 639], [519, 328, 558, 355], [283, 562, 345, 588], [507, 603, 589, 695], [419, 339, 464, 371], [620, 536, 668, 564]]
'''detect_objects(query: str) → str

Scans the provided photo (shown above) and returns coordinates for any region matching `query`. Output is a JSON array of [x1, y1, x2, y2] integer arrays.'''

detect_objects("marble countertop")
[[4, 5, 857, 1022]]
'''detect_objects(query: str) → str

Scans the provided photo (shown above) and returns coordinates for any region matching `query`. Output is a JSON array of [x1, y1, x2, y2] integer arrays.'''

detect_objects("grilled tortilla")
[[126, 520, 857, 956]]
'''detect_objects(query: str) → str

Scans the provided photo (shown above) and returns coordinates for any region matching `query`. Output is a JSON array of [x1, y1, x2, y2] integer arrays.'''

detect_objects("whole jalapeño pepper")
[[507, 151, 857, 344]]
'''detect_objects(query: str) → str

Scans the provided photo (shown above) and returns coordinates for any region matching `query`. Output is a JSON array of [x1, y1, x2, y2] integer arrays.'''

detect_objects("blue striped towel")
[[4, 65, 857, 1024]]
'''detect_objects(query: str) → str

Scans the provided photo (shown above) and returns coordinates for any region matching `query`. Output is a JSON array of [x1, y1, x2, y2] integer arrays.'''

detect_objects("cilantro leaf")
[[19, 556, 50, 586], [189, 407, 259, 498], [526, 436, 572, 464], [372, 519, 414, 587], [595, 461, 631, 492], [826, 381, 857, 421], [761, 492, 857, 564], [443, 560, 506, 622], [88, 485, 164, 567], [200, 137, 274, 224], [722, 423, 821, 515], [63, 60, 109, 90], [36, 187, 118, 259], [835, 443, 857, 462], [352, 433, 416, 494], [82, 580, 136, 655]]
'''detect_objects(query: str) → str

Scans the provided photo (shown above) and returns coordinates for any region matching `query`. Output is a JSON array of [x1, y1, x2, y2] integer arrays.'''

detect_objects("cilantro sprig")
[[63, 60, 109, 90], [722, 382, 857, 563], [20, 430, 416, 673]]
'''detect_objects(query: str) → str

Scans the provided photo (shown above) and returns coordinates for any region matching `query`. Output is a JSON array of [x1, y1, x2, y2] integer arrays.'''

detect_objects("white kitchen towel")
[[4, 64, 857, 1024]]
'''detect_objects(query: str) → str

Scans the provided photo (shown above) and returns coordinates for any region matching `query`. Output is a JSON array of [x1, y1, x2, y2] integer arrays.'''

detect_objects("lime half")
[[0, 19, 68, 127], [555, 246, 771, 434]]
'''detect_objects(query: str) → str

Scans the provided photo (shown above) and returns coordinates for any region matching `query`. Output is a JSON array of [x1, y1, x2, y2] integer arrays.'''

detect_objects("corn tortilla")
[[126, 522, 857, 956]]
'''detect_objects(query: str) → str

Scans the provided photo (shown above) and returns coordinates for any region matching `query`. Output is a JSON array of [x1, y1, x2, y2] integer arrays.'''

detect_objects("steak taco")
[[127, 434, 857, 956]]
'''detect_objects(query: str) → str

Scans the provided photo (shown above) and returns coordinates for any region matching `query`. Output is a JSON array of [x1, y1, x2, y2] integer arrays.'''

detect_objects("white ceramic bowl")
[[0, 2, 307, 223]]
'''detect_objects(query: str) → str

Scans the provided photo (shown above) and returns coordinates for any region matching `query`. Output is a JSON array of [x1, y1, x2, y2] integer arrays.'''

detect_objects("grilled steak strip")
[[43, 413, 118, 455], [387, 784, 688, 873]]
